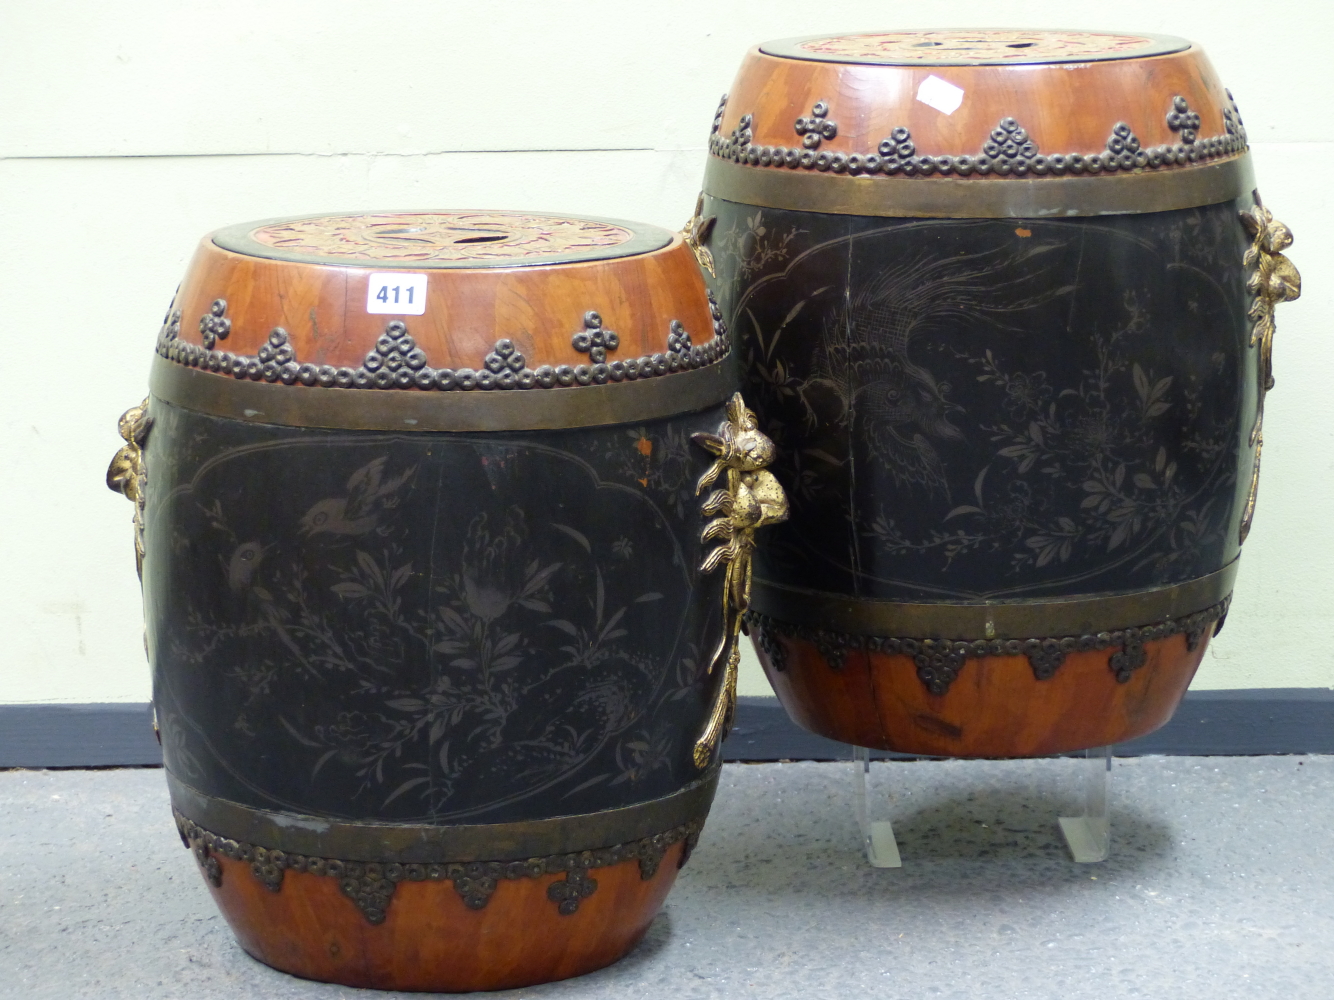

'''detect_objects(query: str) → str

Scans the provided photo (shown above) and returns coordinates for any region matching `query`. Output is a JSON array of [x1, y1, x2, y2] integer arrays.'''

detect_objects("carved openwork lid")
[[759, 30, 1190, 66], [213, 211, 672, 269], [704, 29, 1252, 218], [150, 211, 732, 431]]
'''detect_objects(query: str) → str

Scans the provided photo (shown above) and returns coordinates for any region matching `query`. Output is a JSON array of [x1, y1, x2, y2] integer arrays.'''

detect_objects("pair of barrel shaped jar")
[[107, 29, 1300, 991]]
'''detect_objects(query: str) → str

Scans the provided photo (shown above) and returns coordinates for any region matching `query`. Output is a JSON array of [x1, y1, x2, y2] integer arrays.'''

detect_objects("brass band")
[[751, 560, 1239, 639], [703, 154, 1254, 219], [166, 768, 719, 863], [149, 355, 735, 432]]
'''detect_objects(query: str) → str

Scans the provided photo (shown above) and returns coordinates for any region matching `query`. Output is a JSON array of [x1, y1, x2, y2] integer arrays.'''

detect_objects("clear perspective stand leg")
[[853, 745, 903, 868], [852, 745, 1112, 868], [1057, 746, 1112, 863]]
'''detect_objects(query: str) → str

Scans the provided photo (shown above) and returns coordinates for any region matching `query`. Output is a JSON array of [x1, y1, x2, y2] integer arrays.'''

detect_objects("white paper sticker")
[[366, 273, 428, 315], [916, 75, 965, 116]]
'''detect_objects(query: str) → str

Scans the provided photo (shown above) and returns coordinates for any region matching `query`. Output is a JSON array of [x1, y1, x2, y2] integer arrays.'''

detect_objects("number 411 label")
[[366, 273, 428, 315]]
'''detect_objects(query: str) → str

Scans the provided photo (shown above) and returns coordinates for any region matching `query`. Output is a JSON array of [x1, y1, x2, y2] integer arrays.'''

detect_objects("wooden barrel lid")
[[212, 211, 671, 269], [152, 211, 732, 430], [704, 29, 1253, 218], [757, 29, 1190, 65]]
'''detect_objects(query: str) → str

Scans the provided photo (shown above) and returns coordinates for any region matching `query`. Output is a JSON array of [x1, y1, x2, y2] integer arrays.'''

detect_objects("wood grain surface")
[[754, 633, 1209, 757], [169, 230, 712, 373], [719, 45, 1233, 161], [201, 843, 686, 991]]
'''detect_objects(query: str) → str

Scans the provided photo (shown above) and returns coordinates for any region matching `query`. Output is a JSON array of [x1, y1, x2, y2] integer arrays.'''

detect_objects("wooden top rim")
[[710, 43, 1243, 189], [758, 29, 1192, 66], [168, 223, 717, 373], [212, 210, 675, 270]]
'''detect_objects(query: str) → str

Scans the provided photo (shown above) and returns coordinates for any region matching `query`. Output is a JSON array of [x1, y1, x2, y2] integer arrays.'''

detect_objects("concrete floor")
[[1, 757, 1331, 999]]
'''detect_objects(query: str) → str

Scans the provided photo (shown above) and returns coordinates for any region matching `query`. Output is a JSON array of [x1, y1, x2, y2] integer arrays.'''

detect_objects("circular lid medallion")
[[213, 211, 674, 269], [760, 29, 1190, 66]]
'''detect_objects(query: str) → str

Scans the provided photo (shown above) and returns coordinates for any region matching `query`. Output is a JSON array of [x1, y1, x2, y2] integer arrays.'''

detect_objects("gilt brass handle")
[[107, 398, 152, 577], [690, 392, 788, 768], [682, 192, 717, 278], [1238, 199, 1301, 543]]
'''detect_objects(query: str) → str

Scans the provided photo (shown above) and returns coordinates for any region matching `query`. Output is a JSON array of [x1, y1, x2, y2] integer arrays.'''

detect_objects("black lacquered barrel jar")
[[107, 210, 785, 991], [689, 30, 1301, 756]]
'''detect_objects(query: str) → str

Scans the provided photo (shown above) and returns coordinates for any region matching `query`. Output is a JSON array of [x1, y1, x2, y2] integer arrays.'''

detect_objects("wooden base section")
[[202, 843, 685, 992], [755, 632, 1209, 757]]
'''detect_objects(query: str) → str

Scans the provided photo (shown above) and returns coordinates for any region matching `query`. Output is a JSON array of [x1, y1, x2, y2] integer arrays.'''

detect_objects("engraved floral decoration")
[[791, 30, 1163, 63], [247, 212, 635, 263], [714, 209, 801, 281], [707, 142, 1256, 693], [160, 418, 716, 827], [870, 288, 1233, 578], [151, 404, 725, 922], [689, 393, 788, 767], [193, 497, 672, 814], [1237, 197, 1302, 542], [720, 207, 1247, 646], [604, 422, 700, 520]]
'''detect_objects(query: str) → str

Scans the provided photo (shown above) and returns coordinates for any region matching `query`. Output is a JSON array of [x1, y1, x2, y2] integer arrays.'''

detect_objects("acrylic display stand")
[[852, 745, 1112, 868]]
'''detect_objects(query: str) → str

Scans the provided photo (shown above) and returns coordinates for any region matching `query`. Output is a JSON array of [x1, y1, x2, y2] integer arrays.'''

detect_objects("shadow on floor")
[[682, 768, 1179, 909], [887, 785, 1174, 863]]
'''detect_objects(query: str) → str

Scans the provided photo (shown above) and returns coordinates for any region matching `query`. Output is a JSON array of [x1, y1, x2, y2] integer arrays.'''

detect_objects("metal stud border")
[[175, 809, 702, 924], [708, 92, 1248, 179], [156, 294, 730, 392], [744, 595, 1230, 695]]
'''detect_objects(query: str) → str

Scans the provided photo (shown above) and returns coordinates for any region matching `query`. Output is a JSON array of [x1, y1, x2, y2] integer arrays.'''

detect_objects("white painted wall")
[[1, 1, 1330, 703]]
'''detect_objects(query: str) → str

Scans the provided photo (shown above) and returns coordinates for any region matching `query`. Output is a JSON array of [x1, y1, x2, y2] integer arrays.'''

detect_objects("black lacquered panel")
[[144, 401, 725, 824], [706, 197, 1257, 602]]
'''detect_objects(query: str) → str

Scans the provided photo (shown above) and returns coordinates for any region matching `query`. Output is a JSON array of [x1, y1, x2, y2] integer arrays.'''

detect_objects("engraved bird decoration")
[[225, 540, 270, 593], [809, 243, 1073, 500], [299, 456, 416, 538], [106, 398, 153, 578], [690, 392, 788, 768]]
